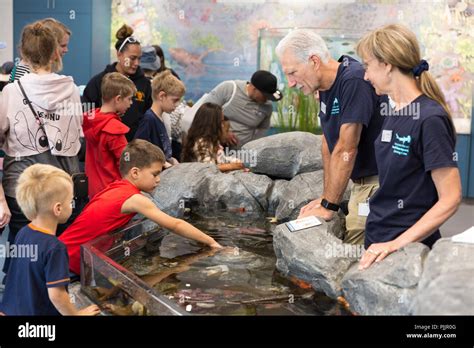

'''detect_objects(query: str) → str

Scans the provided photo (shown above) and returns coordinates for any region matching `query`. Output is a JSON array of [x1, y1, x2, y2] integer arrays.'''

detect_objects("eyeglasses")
[[118, 36, 139, 52]]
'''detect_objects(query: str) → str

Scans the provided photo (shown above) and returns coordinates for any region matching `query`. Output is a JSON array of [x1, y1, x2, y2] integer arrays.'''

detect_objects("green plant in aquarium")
[[274, 87, 321, 134]]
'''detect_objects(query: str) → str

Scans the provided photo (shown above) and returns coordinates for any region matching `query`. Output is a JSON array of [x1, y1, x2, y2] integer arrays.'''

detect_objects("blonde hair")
[[151, 70, 185, 101], [16, 164, 73, 221], [40, 18, 71, 43], [356, 24, 455, 137], [101, 72, 137, 102], [20, 21, 60, 71], [41, 18, 71, 37], [39, 18, 70, 72]]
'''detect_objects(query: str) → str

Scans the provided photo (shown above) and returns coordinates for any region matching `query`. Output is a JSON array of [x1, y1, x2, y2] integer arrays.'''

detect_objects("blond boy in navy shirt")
[[0, 164, 99, 315]]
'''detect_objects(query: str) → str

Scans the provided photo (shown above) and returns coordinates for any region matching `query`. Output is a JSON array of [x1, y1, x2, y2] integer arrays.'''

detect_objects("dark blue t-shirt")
[[365, 95, 457, 249], [134, 109, 172, 160], [0, 224, 70, 315], [318, 55, 383, 180]]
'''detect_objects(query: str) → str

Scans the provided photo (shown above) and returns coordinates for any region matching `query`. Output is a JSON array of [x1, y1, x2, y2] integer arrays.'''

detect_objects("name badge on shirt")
[[320, 102, 326, 114], [381, 130, 393, 143], [358, 202, 370, 217]]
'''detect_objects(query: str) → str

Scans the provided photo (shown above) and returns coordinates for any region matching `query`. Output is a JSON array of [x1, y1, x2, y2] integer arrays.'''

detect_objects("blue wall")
[[456, 105, 474, 198], [13, 0, 111, 86]]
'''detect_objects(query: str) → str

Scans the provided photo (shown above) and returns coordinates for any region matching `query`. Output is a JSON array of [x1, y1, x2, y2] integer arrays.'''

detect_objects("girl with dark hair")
[[181, 102, 244, 172]]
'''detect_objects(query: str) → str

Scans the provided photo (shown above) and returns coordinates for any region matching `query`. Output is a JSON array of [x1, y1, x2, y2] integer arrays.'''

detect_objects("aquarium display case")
[[80, 218, 188, 315], [80, 213, 351, 316]]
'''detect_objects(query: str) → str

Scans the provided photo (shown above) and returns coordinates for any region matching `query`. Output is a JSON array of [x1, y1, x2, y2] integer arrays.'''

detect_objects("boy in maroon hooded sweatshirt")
[[83, 72, 136, 198]]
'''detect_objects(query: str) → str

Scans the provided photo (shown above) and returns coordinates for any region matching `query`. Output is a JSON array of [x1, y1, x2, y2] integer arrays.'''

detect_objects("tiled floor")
[[439, 198, 474, 238]]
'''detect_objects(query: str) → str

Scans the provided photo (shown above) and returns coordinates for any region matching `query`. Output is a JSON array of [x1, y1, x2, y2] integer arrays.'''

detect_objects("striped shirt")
[[9, 63, 30, 82]]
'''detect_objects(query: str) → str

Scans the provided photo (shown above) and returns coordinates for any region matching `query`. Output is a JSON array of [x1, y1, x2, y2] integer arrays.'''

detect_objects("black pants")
[[2, 195, 88, 277]]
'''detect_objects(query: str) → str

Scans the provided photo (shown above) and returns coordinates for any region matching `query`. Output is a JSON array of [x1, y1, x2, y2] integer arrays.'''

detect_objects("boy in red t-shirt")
[[83, 72, 136, 198], [59, 139, 222, 275]]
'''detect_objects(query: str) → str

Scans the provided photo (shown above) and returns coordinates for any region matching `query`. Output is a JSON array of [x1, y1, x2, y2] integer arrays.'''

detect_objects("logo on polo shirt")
[[330, 98, 340, 115], [392, 133, 411, 156], [135, 91, 144, 102]]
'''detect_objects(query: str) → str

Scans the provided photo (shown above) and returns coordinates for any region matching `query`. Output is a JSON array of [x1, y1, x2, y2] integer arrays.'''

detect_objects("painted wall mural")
[[111, 0, 473, 133]]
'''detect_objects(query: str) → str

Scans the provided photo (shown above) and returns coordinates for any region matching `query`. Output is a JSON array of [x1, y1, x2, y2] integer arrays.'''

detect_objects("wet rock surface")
[[273, 221, 358, 299]]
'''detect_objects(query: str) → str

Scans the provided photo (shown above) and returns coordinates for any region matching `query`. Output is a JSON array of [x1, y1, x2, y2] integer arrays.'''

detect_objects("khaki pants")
[[344, 175, 379, 245]]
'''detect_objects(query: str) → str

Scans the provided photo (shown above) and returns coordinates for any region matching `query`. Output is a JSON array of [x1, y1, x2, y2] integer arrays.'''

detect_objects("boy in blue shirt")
[[134, 70, 184, 169], [0, 164, 100, 315]]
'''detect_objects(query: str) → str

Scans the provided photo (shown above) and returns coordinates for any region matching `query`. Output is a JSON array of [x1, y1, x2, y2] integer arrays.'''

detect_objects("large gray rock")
[[267, 170, 350, 229], [267, 179, 289, 214], [341, 243, 429, 315], [273, 171, 324, 221], [242, 131, 322, 179], [411, 238, 474, 315], [327, 211, 347, 241], [151, 163, 219, 216], [152, 164, 274, 215], [199, 172, 263, 213], [273, 221, 358, 299], [231, 171, 274, 211]]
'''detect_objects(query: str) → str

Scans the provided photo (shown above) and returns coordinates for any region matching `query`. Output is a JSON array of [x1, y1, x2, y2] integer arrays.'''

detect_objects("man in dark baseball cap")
[[250, 70, 283, 102], [191, 70, 283, 148]]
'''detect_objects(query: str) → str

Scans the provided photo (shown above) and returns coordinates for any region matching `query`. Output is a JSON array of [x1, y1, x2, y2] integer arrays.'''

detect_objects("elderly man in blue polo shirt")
[[276, 29, 384, 245]]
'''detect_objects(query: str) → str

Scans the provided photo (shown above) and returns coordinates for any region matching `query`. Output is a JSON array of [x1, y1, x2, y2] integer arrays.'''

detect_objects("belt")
[[353, 175, 379, 185]]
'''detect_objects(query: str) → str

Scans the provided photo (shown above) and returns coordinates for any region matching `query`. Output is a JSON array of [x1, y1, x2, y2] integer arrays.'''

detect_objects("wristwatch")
[[320, 198, 340, 212]]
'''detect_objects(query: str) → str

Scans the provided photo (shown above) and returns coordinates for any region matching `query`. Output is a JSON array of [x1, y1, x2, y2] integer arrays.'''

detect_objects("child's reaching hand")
[[77, 304, 101, 316], [123, 194, 224, 250], [209, 241, 223, 249]]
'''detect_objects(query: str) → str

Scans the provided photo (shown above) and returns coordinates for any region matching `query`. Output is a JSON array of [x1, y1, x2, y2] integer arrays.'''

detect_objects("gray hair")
[[276, 29, 330, 64]]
